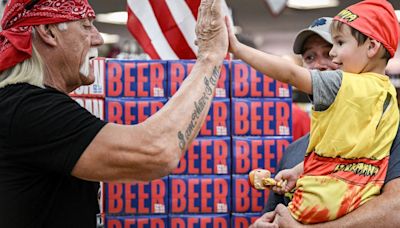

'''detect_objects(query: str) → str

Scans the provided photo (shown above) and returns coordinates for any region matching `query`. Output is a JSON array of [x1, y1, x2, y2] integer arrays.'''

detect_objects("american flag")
[[126, 0, 231, 60]]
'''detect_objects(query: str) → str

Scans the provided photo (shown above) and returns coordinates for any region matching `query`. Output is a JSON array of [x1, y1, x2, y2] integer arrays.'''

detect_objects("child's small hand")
[[224, 16, 240, 55], [272, 168, 299, 195]]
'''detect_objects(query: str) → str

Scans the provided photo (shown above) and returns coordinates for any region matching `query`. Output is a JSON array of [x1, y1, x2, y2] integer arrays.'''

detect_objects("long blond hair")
[[0, 44, 44, 88]]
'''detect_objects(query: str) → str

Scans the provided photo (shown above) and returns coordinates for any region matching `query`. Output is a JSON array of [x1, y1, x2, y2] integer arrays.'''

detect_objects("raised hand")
[[195, 0, 228, 63], [225, 15, 241, 55]]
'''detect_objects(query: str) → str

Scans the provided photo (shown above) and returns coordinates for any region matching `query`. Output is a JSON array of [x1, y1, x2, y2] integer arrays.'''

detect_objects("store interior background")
[[88, 0, 400, 110], [1, 1, 397, 107]]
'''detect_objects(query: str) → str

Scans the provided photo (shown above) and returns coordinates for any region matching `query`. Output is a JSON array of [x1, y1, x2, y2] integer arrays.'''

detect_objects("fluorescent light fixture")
[[396, 10, 400, 23], [96, 11, 127, 25], [100, 33, 120, 44], [287, 0, 339, 10]]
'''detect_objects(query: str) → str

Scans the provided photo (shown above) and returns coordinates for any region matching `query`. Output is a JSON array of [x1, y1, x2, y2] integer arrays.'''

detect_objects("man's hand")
[[195, 0, 228, 63], [274, 204, 304, 228], [250, 211, 278, 228]]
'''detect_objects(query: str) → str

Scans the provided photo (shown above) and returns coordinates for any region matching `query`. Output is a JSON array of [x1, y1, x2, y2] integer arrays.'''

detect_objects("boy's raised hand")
[[225, 16, 241, 55]]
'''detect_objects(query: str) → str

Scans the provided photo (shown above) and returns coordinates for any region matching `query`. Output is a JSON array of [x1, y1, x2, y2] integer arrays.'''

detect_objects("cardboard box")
[[168, 60, 230, 98], [172, 137, 231, 175], [231, 98, 292, 136], [232, 175, 269, 213], [232, 136, 291, 174], [169, 214, 230, 228], [102, 177, 168, 215], [106, 60, 167, 98], [231, 60, 291, 98], [169, 175, 230, 214], [105, 98, 167, 124]]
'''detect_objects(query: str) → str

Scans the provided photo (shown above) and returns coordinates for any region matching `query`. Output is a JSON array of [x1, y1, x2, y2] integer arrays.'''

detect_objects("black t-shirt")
[[0, 83, 106, 228]]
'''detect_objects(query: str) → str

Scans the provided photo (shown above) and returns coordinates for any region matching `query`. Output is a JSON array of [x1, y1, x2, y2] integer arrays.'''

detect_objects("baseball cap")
[[293, 17, 333, 54], [334, 0, 399, 58]]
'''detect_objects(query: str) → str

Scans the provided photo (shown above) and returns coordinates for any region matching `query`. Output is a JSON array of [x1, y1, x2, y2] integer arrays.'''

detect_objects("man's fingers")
[[211, 0, 222, 17], [250, 221, 279, 228], [275, 203, 287, 214]]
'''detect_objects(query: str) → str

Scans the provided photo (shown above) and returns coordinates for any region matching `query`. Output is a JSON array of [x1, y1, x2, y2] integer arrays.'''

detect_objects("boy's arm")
[[226, 17, 312, 94]]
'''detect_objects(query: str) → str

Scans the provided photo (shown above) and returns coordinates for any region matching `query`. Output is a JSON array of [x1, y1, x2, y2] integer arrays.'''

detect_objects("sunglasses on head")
[[25, 0, 39, 10]]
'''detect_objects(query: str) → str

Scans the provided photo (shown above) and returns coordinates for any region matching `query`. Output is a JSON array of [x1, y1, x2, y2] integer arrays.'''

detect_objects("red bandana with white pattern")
[[0, 0, 95, 72]]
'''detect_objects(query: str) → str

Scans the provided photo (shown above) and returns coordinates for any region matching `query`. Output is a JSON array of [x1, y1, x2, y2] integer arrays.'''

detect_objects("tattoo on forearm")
[[178, 66, 220, 150]]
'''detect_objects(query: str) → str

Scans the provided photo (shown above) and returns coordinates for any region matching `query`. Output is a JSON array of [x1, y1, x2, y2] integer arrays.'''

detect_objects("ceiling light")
[[96, 12, 127, 25], [100, 33, 120, 44], [287, 0, 339, 10]]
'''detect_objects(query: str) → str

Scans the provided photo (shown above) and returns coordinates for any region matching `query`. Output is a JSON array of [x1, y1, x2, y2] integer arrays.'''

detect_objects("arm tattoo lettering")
[[178, 66, 221, 150]]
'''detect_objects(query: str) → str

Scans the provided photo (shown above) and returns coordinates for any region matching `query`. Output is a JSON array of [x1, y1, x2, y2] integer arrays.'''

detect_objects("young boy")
[[227, 0, 399, 224]]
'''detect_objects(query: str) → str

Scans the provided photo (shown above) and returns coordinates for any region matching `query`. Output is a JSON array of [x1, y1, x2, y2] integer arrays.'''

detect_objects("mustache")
[[88, 48, 98, 60]]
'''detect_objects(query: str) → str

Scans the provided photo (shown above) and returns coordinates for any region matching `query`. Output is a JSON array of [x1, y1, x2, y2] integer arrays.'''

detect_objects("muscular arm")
[[72, 0, 228, 182]]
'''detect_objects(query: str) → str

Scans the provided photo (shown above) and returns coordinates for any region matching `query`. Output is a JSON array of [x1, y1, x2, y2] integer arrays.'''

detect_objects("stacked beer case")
[[103, 59, 170, 227], [168, 60, 232, 227], [71, 59, 292, 228], [230, 60, 292, 227]]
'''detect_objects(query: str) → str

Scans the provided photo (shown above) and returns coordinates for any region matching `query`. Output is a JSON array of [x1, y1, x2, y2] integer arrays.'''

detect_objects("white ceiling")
[[90, 0, 398, 56]]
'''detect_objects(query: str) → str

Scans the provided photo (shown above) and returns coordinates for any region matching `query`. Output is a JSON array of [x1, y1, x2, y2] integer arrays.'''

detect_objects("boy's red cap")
[[334, 0, 399, 58]]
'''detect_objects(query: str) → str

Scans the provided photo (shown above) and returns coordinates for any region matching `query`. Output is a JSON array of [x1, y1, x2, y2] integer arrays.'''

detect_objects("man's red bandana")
[[0, 0, 95, 72]]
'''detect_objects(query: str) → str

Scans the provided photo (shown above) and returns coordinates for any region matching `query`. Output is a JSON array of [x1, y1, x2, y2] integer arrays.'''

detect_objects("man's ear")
[[367, 39, 382, 58], [34, 24, 58, 47]]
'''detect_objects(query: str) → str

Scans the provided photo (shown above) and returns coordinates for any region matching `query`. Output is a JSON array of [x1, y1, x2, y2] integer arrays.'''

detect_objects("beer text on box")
[[169, 175, 230, 214], [73, 97, 104, 120], [232, 136, 292, 174], [70, 58, 106, 98], [168, 60, 230, 98], [103, 177, 168, 215], [169, 214, 230, 228], [231, 98, 292, 136], [104, 215, 168, 228], [231, 60, 292, 98], [231, 213, 262, 228], [198, 98, 230, 136], [172, 137, 231, 175], [232, 175, 270, 213], [105, 98, 167, 124], [106, 60, 167, 98]]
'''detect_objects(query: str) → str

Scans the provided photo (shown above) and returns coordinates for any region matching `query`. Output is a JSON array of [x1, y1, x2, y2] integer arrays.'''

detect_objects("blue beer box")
[[232, 136, 292, 174], [167, 60, 230, 98], [169, 175, 231, 214], [231, 175, 269, 213], [197, 98, 231, 137], [105, 97, 167, 125], [169, 214, 230, 228], [105, 59, 167, 98], [103, 215, 168, 228], [102, 177, 168, 215], [231, 98, 292, 136], [231, 60, 292, 98], [172, 136, 231, 175]]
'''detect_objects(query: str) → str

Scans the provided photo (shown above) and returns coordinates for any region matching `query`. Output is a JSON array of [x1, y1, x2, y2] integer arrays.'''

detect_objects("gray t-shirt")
[[310, 69, 342, 111], [310, 70, 391, 111]]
